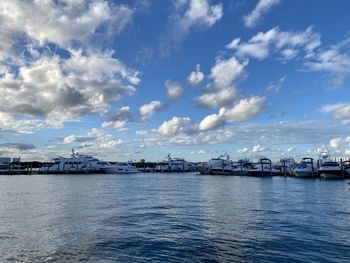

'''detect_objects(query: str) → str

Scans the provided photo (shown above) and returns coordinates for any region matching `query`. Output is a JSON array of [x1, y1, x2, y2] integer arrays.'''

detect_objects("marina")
[[1, 150, 350, 179]]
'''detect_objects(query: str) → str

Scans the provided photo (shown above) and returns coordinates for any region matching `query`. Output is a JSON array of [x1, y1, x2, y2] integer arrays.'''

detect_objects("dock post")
[[341, 159, 344, 179]]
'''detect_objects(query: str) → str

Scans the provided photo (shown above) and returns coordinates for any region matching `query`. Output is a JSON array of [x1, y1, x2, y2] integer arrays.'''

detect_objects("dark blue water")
[[1, 173, 350, 262]]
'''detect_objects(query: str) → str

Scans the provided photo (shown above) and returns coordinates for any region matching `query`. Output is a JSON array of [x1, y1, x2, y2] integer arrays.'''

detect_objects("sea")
[[0, 173, 350, 262]]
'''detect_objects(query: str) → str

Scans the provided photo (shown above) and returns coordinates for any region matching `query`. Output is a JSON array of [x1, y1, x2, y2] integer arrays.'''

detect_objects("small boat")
[[293, 158, 317, 178], [249, 158, 280, 176], [318, 152, 343, 179], [276, 158, 296, 176], [102, 162, 139, 174]]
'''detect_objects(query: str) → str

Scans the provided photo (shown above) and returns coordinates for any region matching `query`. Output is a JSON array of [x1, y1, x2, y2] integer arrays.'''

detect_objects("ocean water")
[[0, 173, 350, 262]]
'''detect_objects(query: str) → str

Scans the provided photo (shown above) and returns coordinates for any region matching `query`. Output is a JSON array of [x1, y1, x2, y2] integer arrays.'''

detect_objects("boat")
[[101, 162, 139, 174], [293, 158, 317, 178], [230, 159, 254, 176], [249, 158, 280, 176], [318, 152, 343, 179], [199, 153, 232, 175], [276, 158, 296, 176], [39, 149, 107, 173], [155, 154, 195, 172]]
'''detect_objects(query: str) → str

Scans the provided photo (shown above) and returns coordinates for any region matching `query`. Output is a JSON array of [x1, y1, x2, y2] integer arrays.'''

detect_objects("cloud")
[[160, 0, 223, 57], [139, 100, 163, 121], [101, 106, 134, 130], [187, 64, 204, 86], [195, 56, 247, 109], [63, 128, 124, 151], [228, 27, 321, 60], [252, 144, 264, 153], [210, 57, 248, 89], [320, 103, 350, 120], [0, 50, 139, 128], [158, 117, 195, 136], [243, 0, 281, 28], [329, 137, 343, 149], [0, 143, 36, 151], [196, 88, 237, 109], [191, 149, 208, 155], [166, 80, 184, 100], [198, 113, 224, 131], [0, 0, 133, 58], [266, 76, 286, 93], [219, 96, 267, 122]]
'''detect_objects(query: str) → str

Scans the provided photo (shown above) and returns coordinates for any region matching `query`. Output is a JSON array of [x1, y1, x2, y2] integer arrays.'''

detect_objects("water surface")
[[1, 173, 350, 262]]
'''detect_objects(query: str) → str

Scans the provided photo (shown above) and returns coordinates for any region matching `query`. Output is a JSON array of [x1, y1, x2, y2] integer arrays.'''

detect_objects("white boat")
[[155, 154, 195, 172], [199, 153, 232, 175], [39, 149, 113, 174], [102, 162, 139, 174], [293, 158, 317, 178], [318, 152, 343, 179], [249, 158, 280, 176], [231, 159, 254, 176]]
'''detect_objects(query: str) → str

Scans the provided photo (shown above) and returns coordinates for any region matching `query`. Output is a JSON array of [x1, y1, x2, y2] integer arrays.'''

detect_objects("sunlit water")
[[1, 173, 350, 262]]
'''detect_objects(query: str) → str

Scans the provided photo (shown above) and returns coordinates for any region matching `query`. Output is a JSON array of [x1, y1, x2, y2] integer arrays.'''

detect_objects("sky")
[[1, 0, 350, 162]]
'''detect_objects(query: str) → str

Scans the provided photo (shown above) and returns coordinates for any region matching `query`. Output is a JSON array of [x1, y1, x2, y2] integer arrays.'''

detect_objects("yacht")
[[39, 150, 106, 173], [276, 158, 296, 176], [318, 152, 343, 179], [199, 153, 232, 175], [101, 162, 139, 174], [293, 158, 317, 178], [249, 158, 280, 176], [231, 159, 254, 176], [155, 154, 195, 172]]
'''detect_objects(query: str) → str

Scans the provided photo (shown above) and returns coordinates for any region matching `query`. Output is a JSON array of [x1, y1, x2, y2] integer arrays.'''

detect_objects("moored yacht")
[[293, 158, 317, 178], [249, 158, 280, 176], [155, 154, 195, 172], [102, 162, 139, 174], [199, 153, 232, 175], [318, 152, 343, 179]]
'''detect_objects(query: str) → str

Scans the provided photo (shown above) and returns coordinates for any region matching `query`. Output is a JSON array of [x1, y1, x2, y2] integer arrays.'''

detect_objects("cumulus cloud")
[[139, 100, 163, 121], [187, 64, 204, 86], [219, 96, 267, 122], [158, 117, 195, 136], [196, 88, 237, 109], [166, 80, 184, 100], [195, 56, 247, 109], [161, 0, 223, 57], [244, 0, 281, 28], [0, 51, 139, 126], [198, 113, 224, 131]]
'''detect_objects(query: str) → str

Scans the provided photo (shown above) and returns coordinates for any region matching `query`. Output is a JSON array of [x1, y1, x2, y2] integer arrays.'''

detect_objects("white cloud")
[[287, 147, 295, 152], [320, 103, 350, 120], [229, 27, 321, 60], [158, 117, 194, 136], [237, 147, 249, 154], [161, 0, 223, 56], [219, 96, 267, 122], [191, 149, 208, 155], [252, 144, 264, 153], [0, 0, 133, 56], [198, 113, 224, 131], [166, 80, 184, 100], [329, 137, 343, 149], [210, 57, 248, 89], [196, 88, 237, 109], [139, 100, 163, 121], [244, 0, 281, 28], [187, 64, 204, 86]]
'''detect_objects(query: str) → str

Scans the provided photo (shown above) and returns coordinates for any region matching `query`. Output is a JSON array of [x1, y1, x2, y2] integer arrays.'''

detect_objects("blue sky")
[[1, 0, 350, 162]]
